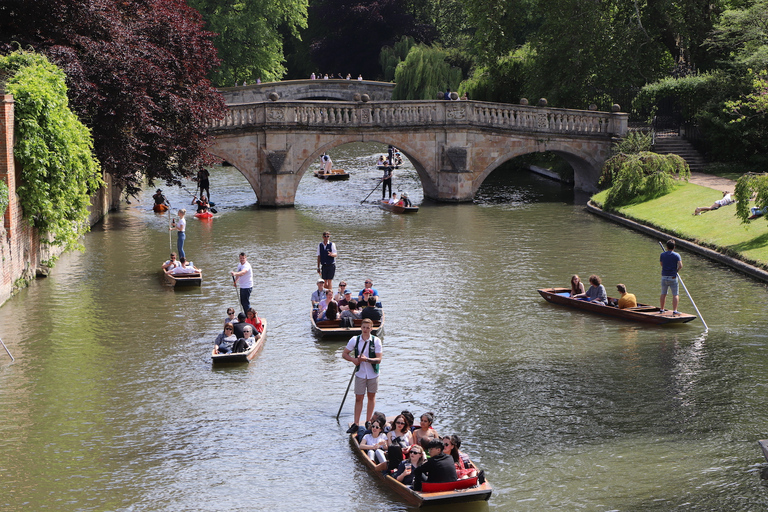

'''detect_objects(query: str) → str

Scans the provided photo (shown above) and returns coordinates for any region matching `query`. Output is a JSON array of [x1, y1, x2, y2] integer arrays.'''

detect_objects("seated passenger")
[[413, 412, 439, 448], [311, 278, 325, 306], [319, 300, 338, 321], [376, 155, 385, 166], [694, 190, 735, 215], [231, 324, 256, 353], [411, 439, 457, 491], [338, 289, 352, 310], [400, 192, 411, 207], [361, 296, 382, 322], [573, 274, 607, 305], [570, 274, 585, 297], [232, 312, 247, 338], [442, 435, 477, 479], [334, 281, 349, 302], [388, 192, 398, 205], [162, 252, 181, 272], [616, 283, 637, 309], [357, 279, 380, 303], [394, 445, 426, 486], [192, 194, 209, 213], [223, 307, 236, 325], [213, 323, 237, 354], [340, 299, 362, 320], [316, 289, 335, 319], [245, 307, 263, 334], [169, 257, 199, 274], [360, 419, 389, 464]]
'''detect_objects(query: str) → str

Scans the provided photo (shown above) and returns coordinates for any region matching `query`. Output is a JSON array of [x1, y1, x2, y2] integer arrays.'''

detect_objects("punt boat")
[[314, 169, 350, 180], [163, 267, 202, 287], [310, 310, 383, 339], [211, 318, 267, 364], [537, 287, 696, 324], [349, 431, 492, 506], [379, 199, 418, 214]]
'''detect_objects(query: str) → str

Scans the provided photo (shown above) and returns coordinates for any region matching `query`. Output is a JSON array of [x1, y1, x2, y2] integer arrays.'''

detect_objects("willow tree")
[[0, 51, 103, 253], [734, 173, 768, 223], [600, 152, 690, 210], [391, 44, 462, 100]]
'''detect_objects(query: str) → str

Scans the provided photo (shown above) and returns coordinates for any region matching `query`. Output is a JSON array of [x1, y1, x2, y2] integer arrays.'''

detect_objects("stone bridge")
[[207, 96, 628, 206]]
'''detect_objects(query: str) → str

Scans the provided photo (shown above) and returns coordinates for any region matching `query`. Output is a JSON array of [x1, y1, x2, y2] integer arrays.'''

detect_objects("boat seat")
[[421, 476, 478, 493], [315, 319, 381, 328]]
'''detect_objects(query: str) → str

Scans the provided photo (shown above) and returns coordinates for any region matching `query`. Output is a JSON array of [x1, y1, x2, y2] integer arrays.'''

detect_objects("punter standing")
[[317, 231, 337, 290], [231, 252, 253, 312], [342, 319, 382, 433], [660, 239, 683, 315]]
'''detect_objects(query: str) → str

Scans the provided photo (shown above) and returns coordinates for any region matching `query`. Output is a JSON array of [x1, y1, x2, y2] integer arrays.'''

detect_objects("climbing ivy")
[[600, 152, 690, 209], [0, 179, 8, 218], [734, 172, 768, 224], [0, 50, 102, 251]]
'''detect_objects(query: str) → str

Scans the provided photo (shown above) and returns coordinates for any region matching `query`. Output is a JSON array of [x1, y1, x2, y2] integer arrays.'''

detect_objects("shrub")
[[734, 172, 768, 224], [601, 152, 690, 209], [611, 131, 652, 156]]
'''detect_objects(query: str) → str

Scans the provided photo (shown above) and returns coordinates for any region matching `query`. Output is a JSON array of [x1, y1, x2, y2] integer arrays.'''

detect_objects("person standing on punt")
[[231, 252, 254, 313], [317, 231, 337, 291], [342, 318, 382, 434], [170, 209, 187, 259], [660, 239, 682, 315]]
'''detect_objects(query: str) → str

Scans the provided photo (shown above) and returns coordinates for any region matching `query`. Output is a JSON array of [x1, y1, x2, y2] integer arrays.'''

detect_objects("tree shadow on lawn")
[[730, 232, 768, 252]]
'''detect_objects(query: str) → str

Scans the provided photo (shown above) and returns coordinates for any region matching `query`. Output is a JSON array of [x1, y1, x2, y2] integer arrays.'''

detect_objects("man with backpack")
[[342, 319, 382, 433]]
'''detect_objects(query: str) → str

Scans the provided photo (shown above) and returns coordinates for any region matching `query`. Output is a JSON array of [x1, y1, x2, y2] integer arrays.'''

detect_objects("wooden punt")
[[211, 318, 267, 364], [163, 268, 202, 287], [379, 199, 418, 214], [349, 431, 492, 507], [537, 287, 696, 324], [310, 310, 383, 339], [314, 169, 350, 180]]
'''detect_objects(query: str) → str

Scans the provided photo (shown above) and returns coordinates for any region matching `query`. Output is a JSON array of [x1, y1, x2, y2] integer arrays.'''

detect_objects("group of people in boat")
[[162, 252, 201, 275], [569, 274, 637, 309], [376, 152, 403, 168], [385, 192, 412, 208], [312, 278, 382, 323], [213, 306, 264, 354], [353, 411, 481, 490]]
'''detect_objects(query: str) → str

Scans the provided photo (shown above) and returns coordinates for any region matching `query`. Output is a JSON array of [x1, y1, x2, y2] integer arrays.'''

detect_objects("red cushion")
[[421, 476, 478, 493]]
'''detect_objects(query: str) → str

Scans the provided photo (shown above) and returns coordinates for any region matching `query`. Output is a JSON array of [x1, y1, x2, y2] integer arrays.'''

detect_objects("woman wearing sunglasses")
[[394, 446, 425, 486], [213, 323, 237, 354], [360, 420, 388, 464]]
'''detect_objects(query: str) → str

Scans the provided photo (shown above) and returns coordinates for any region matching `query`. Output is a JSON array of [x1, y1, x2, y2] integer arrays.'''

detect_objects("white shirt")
[[346, 334, 382, 379], [177, 217, 186, 232], [236, 261, 253, 288]]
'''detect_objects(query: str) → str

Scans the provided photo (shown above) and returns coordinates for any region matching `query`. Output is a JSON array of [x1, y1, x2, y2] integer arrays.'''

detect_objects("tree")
[[0, 50, 103, 252], [391, 44, 462, 99], [188, 0, 309, 86], [600, 152, 689, 209], [0, 0, 225, 194]]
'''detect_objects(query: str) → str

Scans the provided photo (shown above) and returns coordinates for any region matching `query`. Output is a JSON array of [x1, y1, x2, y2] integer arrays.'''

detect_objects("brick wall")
[[0, 94, 121, 306]]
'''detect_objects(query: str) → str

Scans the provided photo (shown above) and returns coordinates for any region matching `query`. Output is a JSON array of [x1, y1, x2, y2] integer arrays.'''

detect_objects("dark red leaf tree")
[[0, 0, 225, 193]]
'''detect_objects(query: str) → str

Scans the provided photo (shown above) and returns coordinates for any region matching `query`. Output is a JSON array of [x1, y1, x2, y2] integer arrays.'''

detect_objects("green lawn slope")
[[592, 183, 768, 269]]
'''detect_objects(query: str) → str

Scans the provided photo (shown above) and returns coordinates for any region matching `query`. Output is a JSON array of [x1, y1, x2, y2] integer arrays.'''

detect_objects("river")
[[1, 142, 768, 511]]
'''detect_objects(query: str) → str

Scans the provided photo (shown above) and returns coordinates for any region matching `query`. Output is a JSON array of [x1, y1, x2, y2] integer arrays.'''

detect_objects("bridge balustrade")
[[209, 100, 624, 137]]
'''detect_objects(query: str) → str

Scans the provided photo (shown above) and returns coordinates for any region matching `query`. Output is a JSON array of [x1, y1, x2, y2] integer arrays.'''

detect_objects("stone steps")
[[653, 135, 707, 172]]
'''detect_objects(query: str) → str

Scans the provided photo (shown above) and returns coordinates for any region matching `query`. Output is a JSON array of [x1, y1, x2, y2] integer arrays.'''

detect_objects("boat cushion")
[[421, 476, 478, 493]]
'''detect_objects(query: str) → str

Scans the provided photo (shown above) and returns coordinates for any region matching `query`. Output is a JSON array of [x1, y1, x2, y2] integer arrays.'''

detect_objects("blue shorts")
[[661, 276, 679, 295]]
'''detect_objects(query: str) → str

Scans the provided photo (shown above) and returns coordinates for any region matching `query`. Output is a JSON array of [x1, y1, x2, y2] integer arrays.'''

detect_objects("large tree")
[[0, 0, 224, 193], [188, 0, 309, 86]]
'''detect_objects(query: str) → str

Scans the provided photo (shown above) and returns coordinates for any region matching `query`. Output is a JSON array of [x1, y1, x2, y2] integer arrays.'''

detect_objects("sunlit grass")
[[592, 182, 768, 267]]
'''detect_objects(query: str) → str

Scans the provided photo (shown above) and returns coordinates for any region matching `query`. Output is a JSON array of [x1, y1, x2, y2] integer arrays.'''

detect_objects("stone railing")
[[209, 100, 628, 137]]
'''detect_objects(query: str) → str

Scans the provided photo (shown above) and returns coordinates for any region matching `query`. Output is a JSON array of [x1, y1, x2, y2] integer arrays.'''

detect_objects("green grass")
[[592, 182, 768, 268]]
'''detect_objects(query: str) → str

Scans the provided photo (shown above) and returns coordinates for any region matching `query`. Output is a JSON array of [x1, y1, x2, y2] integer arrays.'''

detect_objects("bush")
[[611, 131, 652, 156], [601, 152, 690, 209]]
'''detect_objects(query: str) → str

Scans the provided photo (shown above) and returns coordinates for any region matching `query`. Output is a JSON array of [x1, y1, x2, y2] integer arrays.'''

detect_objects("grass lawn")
[[592, 182, 768, 268]]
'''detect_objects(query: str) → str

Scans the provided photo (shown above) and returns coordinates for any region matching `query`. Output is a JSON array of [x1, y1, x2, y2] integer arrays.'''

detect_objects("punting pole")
[[336, 366, 357, 420], [658, 241, 709, 331], [360, 177, 384, 204], [233, 275, 243, 314], [0, 338, 14, 362], [168, 205, 173, 253]]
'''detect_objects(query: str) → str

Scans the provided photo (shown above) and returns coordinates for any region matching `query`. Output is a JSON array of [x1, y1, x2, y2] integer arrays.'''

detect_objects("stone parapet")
[[220, 79, 395, 103]]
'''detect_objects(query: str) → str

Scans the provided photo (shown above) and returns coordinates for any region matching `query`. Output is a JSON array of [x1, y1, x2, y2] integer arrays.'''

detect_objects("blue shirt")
[[660, 250, 681, 277]]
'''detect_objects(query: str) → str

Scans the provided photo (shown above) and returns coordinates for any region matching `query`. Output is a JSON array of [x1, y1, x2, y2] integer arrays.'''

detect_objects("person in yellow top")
[[616, 284, 637, 309]]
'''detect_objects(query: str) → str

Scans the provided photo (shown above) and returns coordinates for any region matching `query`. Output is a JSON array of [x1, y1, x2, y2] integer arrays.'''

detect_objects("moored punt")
[[310, 310, 383, 339], [314, 169, 350, 180], [163, 268, 202, 287], [349, 431, 492, 507], [378, 200, 418, 214], [153, 203, 168, 213], [537, 287, 697, 324], [211, 318, 267, 364]]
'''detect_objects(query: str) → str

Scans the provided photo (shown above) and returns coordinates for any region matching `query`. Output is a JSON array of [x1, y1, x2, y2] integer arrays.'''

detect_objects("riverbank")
[[588, 178, 768, 283]]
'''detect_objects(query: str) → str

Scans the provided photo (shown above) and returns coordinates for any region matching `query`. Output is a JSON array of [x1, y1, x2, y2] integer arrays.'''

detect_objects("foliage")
[[725, 69, 768, 121], [706, 0, 768, 71], [734, 172, 768, 224], [632, 72, 737, 123], [611, 131, 653, 156], [404, 0, 469, 48], [0, 51, 103, 250], [459, 0, 539, 67], [600, 152, 689, 209], [391, 44, 463, 100], [461, 46, 530, 103], [189, 0, 308, 86], [380, 36, 416, 82], [307, 0, 429, 80], [0, 0, 225, 194], [0, 179, 8, 218]]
